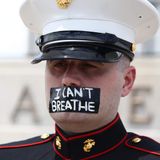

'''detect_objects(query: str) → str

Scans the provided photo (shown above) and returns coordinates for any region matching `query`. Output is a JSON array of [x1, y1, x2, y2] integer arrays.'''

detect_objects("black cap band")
[[32, 31, 134, 64]]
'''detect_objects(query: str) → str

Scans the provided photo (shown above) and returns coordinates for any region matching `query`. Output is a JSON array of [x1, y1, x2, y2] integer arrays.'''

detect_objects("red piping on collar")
[[0, 134, 55, 149], [56, 114, 120, 141], [125, 136, 160, 156], [53, 133, 128, 160]]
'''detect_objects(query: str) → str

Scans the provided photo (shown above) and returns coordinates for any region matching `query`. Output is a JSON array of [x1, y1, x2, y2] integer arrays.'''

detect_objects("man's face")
[[45, 59, 135, 132]]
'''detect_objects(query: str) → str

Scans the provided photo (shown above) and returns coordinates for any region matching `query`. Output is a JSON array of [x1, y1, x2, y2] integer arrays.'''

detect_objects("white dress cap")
[[20, 0, 160, 43]]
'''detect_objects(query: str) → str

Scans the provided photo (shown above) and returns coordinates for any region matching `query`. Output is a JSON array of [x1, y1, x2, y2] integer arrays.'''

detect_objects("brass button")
[[83, 139, 96, 152], [40, 133, 50, 139], [132, 137, 142, 143], [132, 43, 136, 52], [56, 136, 62, 150]]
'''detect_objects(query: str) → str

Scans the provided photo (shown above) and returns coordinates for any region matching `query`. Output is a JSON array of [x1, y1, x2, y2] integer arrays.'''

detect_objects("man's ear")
[[121, 66, 136, 97]]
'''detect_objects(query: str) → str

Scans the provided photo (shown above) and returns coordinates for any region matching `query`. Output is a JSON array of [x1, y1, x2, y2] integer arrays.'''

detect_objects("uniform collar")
[[53, 114, 127, 160]]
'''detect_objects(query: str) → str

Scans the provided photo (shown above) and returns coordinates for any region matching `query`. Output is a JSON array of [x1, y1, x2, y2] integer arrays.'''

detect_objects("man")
[[0, 0, 160, 159]]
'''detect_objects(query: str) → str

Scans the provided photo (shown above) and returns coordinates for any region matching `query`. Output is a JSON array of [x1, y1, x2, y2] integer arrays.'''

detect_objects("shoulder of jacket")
[[125, 132, 160, 156], [0, 133, 55, 149]]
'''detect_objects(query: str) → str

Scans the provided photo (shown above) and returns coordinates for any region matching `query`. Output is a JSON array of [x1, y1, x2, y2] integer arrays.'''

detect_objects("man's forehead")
[[47, 59, 106, 65]]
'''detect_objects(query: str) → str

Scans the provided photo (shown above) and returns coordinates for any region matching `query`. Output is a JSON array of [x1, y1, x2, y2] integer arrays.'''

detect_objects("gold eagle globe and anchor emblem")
[[83, 139, 96, 152], [56, 136, 62, 150], [56, 0, 72, 9]]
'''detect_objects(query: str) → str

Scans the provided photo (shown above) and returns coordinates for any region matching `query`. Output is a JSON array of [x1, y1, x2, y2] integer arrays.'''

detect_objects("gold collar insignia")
[[83, 139, 96, 152]]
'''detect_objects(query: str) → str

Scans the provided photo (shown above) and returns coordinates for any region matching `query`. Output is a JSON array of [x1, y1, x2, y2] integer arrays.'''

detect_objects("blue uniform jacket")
[[0, 115, 160, 160]]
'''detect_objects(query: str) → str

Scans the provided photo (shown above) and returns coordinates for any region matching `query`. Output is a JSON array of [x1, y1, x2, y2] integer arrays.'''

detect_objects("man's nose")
[[62, 66, 81, 87]]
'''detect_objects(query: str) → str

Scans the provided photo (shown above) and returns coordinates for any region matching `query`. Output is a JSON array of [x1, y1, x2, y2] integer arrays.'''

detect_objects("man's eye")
[[48, 61, 67, 69], [54, 62, 66, 67], [83, 63, 98, 68]]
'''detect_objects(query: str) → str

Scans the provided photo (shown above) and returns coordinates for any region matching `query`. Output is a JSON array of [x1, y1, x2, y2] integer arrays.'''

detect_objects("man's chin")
[[50, 112, 96, 126], [51, 112, 91, 121]]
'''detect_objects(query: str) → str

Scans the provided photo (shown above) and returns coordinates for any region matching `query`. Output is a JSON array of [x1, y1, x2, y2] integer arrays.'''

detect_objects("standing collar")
[[53, 114, 127, 160]]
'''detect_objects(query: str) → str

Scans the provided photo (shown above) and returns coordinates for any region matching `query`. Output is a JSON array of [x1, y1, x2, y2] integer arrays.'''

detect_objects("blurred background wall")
[[0, 0, 160, 143]]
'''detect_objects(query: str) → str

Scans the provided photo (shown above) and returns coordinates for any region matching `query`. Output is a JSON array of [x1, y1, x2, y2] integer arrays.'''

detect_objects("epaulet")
[[0, 133, 55, 149], [125, 133, 160, 156]]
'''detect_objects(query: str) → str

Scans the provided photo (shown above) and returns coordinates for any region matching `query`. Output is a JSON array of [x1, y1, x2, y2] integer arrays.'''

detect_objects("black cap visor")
[[33, 31, 134, 64], [32, 43, 123, 64]]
